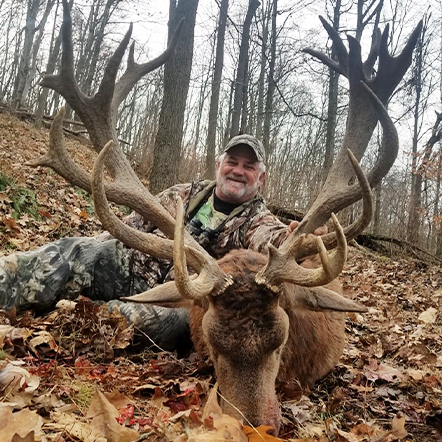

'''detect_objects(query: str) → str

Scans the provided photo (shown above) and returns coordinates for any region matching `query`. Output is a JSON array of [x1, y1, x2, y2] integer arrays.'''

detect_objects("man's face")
[[215, 144, 266, 204]]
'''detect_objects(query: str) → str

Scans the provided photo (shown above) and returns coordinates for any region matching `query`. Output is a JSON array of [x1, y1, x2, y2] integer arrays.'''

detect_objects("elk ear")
[[120, 281, 194, 309], [293, 286, 368, 313]]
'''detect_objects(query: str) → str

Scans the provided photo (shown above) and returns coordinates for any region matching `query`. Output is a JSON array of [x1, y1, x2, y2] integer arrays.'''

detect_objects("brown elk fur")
[[189, 249, 346, 431]]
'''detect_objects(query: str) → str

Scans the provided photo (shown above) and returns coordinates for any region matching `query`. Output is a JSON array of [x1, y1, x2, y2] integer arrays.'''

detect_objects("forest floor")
[[0, 111, 441, 442]]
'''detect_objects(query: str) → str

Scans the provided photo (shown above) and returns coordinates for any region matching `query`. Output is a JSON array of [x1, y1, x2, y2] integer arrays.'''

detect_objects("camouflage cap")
[[223, 134, 266, 163]]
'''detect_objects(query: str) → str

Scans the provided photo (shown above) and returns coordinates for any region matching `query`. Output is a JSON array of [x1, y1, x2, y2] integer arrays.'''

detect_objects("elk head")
[[28, 2, 422, 434]]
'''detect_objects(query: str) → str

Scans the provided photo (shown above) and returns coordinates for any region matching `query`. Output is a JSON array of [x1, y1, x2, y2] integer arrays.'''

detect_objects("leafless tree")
[[149, 0, 199, 194], [229, 0, 259, 137], [205, 0, 229, 179]]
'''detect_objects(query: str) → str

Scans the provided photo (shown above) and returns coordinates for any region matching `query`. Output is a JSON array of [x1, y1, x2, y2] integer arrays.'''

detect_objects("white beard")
[[216, 171, 259, 202]]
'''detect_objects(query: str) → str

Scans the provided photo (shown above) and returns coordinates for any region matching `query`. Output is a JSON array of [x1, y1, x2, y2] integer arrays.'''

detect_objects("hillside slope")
[[0, 111, 441, 441], [0, 111, 103, 255]]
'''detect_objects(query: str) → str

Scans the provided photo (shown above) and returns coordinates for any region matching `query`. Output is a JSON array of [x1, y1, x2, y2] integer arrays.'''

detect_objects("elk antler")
[[27, 0, 232, 301], [298, 20, 422, 238], [91, 141, 233, 298], [255, 16, 423, 291]]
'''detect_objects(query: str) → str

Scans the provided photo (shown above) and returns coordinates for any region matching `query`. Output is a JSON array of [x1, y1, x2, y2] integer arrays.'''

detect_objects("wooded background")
[[0, 0, 441, 256]]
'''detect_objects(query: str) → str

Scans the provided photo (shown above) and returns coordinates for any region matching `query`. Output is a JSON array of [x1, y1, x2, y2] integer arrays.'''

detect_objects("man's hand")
[[288, 221, 328, 236]]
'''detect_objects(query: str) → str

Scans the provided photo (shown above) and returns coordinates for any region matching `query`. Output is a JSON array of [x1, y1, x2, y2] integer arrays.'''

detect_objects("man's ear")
[[215, 160, 221, 172], [258, 171, 266, 186]]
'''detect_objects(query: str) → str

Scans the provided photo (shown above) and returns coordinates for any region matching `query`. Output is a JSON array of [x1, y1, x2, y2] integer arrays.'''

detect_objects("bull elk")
[[27, 0, 422, 434]]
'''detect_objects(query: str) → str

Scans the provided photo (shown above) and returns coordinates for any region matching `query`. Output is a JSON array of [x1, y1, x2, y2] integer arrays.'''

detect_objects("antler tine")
[[173, 197, 232, 300], [25, 108, 91, 192], [114, 18, 185, 108], [302, 16, 349, 77], [91, 141, 176, 261], [256, 213, 347, 290], [285, 149, 373, 260], [294, 77, 397, 247], [26, 108, 166, 217], [363, 27, 381, 80]]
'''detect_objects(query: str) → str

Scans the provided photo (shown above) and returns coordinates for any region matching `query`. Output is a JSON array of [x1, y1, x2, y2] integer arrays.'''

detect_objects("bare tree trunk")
[[435, 148, 442, 256], [407, 22, 427, 244], [262, 0, 277, 157], [135, 74, 163, 176], [22, 0, 56, 105], [323, 0, 342, 179], [84, 0, 122, 94], [35, 0, 62, 129], [194, 62, 212, 152], [0, 6, 16, 102], [12, 0, 41, 109], [223, 78, 235, 147], [230, 0, 259, 138], [355, 0, 384, 42], [150, 0, 199, 193], [205, 0, 229, 179], [240, 55, 249, 134], [372, 184, 381, 235], [256, 0, 270, 140]]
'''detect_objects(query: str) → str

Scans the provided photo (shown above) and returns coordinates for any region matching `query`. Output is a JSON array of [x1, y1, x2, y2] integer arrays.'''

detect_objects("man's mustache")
[[225, 174, 247, 184]]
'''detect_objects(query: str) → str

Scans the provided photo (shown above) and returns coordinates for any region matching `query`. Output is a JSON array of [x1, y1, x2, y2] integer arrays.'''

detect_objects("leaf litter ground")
[[0, 112, 441, 442]]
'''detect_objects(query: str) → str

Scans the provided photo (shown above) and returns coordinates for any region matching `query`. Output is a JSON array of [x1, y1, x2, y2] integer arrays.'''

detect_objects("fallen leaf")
[[244, 425, 283, 442], [86, 389, 139, 442], [0, 408, 43, 442], [418, 307, 438, 324], [2, 216, 20, 232], [44, 411, 91, 440], [391, 413, 407, 439], [28, 330, 58, 354], [363, 360, 402, 383], [104, 390, 133, 410], [185, 383, 247, 442], [0, 363, 40, 393], [11, 431, 35, 442]]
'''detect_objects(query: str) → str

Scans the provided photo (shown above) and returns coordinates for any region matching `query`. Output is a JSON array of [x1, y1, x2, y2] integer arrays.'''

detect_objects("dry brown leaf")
[[11, 431, 35, 442], [44, 410, 92, 440], [289, 439, 328, 442], [184, 383, 247, 442], [103, 390, 134, 410], [244, 425, 283, 442], [28, 330, 59, 353], [0, 408, 43, 442], [86, 388, 139, 442], [363, 360, 402, 383], [390, 413, 407, 438], [335, 429, 361, 442], [2, 215, 20, 232], [78, 209, 88, 219], [418, 307, 438, 324]]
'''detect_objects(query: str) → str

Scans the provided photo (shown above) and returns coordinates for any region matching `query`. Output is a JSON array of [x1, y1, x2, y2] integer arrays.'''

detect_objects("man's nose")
[[231, 164, 244, 175]]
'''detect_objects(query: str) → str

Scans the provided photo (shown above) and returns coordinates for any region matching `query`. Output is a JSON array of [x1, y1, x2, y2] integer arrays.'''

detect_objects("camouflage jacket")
[[120, 181, 290, 288]]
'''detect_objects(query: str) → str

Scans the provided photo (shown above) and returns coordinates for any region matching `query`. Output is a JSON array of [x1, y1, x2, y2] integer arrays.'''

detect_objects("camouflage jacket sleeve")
[[122, 182, 211, 233], [242, 202, 290, 253]]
